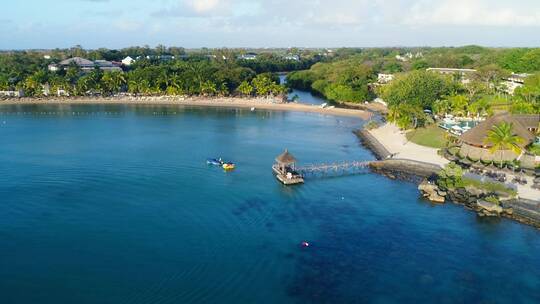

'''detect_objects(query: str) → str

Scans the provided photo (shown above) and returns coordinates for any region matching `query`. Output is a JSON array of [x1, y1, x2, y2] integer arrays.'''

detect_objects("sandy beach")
[[369, 123, 449, 167], [0, 96, 374, 120]]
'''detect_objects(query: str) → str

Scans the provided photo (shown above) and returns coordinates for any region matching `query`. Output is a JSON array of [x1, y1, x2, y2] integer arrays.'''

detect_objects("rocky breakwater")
[[418, 180, 515, 217]]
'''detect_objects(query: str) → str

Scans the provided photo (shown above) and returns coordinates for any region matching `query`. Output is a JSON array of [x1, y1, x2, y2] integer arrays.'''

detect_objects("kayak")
[[207, 158, 223, 166], [222, 163, 235, 170]]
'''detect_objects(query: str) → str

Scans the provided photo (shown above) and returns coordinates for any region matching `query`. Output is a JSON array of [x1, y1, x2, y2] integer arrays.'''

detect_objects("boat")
[[222, 163, 235, 170], [207, 158, 223, 166]]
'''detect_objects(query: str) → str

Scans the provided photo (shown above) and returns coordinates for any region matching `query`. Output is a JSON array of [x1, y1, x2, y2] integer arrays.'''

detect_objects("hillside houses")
[[396, 52, 423, 62], [48, 57, 122, 72]]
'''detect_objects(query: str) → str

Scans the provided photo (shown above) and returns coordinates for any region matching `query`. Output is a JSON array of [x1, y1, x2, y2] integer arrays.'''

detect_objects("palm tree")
[[484, 122, 524, 167]]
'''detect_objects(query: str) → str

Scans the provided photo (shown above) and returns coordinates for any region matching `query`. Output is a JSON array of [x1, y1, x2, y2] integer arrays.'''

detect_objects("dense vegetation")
[[286, 47, 540, 127], [0, 46, 325, 98], [2, 46, 540, 118], [287, 56, 376, 103], [285, 46, 540, 129], [381, 70, 540, 128]]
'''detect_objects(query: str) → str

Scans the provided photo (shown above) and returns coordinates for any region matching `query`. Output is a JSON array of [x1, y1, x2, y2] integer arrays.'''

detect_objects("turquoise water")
[[280, 75, 328, 105], [0, 104, 539, 304]]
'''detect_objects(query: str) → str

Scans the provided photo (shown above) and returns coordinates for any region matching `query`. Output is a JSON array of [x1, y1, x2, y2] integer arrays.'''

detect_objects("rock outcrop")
[[418, 181, 445, 203]]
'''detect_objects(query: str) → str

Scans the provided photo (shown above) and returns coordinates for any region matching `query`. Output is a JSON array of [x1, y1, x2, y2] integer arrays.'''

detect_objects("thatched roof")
[[460, 113, 536, 148], [276, 149, 297, 164], [511, 114, 540, 130], [459, 143, 519, 162], [519, 154, 536, 170]]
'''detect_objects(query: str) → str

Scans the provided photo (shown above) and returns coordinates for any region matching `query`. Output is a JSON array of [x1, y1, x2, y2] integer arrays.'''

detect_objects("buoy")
[[301, 241, 310, 247]]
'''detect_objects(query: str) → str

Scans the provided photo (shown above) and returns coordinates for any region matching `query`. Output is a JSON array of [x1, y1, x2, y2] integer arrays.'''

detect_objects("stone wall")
[[354, 129, 391, 160], [369, 159, 442, 180]]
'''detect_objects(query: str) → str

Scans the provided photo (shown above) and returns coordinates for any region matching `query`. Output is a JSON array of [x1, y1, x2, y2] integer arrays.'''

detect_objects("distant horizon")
[[2, 0, 540, 50], [2, 44, 540, 52]]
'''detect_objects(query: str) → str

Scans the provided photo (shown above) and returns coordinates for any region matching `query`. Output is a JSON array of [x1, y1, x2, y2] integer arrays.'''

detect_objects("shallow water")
[[0, 104, 539, 304], [280, 75, 328, 105]]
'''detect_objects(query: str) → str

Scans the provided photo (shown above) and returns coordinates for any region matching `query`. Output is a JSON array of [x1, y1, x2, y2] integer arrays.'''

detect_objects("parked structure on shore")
[[458, 113, 539, 168]]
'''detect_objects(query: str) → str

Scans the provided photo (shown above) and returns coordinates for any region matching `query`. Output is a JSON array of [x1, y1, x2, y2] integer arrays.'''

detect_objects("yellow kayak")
[[222, 163, 235, 170]]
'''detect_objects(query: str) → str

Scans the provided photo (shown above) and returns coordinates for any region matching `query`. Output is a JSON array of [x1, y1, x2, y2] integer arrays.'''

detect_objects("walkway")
[[369, 123, 449, 167]]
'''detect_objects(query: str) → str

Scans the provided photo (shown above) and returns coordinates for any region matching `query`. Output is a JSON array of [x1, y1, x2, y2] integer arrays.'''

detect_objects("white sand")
[[370, 124, 540, 200], [0, 96, 373, 120], [369, 123, 449, 167]]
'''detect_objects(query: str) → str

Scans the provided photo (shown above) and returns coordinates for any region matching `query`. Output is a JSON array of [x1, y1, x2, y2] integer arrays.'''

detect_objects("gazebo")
[[273, 149, 304, 185], [274, 149, 297, 174]]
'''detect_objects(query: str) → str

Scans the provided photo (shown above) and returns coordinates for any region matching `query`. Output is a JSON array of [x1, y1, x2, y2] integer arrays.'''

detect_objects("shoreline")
[[356, 124, 540, 229], [0, 96, 373, 120]]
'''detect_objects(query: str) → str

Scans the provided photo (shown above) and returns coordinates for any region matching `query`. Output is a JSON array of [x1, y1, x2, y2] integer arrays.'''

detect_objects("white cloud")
[[403, 0, 540, 27], [188, 0, 222, 13]]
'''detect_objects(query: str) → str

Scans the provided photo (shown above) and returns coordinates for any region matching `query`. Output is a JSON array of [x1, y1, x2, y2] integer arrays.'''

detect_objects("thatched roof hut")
[[460, 113, 537, 148], [459, 143, 519, 162], [276, 149, 297, 164]]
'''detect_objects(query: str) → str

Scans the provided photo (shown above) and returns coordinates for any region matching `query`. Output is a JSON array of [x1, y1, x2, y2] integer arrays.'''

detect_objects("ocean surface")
[[0, 104, 539, 304]]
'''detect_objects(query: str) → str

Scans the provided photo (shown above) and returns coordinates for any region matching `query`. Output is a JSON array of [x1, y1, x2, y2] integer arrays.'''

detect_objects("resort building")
[[48, 57, 122, 72], [427, 68, 477, 76], [284, 54, 300, 61], [121, 56, 135, 66], [502, 73, 530, 95], [239, 53, 258, 60], [458, 113, 539, 167], [427, 68, 477, 84]]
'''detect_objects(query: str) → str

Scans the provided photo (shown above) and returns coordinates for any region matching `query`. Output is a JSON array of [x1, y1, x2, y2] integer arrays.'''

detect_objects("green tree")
[[236, 81, 253, 96], [485, 122, 524, 166], [468, 96, 492, 117], [447, 94, 469, 116], [381, 70, 454, 110], [437, 163, 464, 190]]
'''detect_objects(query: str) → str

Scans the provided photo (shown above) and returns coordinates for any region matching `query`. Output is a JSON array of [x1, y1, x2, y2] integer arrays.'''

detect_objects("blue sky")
[[2, 0, 540, 49]]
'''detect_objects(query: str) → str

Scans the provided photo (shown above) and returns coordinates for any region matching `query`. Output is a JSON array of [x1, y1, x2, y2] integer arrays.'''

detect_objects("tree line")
[[0, 54, 291, 98]]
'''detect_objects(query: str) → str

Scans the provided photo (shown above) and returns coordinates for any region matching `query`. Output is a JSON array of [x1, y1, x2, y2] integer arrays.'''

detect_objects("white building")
[[426, 68, 477, 75], [57, 88, 69, 97], [121, 56, 135, 66], [396, 52, 423, 62], [48, 57, 122, 72], [377, 73, 394, 84], [0, 89, 24, 97], [284, 54, 300, 61], [502, 73, 530, 95], [239, 53, 257, 60]]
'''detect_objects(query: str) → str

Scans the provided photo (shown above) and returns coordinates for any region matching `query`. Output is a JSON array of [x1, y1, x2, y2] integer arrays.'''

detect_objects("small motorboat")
[[301, 241, 310, 247], [222, 163, 235, 170], [207, 158, 223, 166]]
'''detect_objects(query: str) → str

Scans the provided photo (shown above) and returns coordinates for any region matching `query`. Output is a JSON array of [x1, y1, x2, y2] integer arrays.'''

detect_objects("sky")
[[1, 0, 540, 49]]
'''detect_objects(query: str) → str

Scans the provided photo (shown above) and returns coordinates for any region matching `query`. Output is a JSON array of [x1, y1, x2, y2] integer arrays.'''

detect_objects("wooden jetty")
[[297, 160, 372, 177], [273, 149, 373, 185]]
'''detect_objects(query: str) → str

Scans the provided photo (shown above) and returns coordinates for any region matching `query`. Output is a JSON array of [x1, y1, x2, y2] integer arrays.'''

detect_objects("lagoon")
[[280, 74, 328, 105], [0, 104, 539, 304]]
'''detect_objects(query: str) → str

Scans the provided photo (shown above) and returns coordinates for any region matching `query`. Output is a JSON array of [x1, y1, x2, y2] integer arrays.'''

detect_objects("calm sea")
[[0, 104, 538, 304]]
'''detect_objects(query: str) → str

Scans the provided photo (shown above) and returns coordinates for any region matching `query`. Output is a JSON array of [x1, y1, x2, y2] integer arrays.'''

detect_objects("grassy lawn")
[[405, 125, 447, 149], [528, 144, 540, 156], [463, 178, 517, 196]]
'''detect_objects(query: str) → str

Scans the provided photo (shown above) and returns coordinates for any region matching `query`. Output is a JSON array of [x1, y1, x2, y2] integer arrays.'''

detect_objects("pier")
[[273, 149, 373, 185], [297, 160, 372, 177]]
